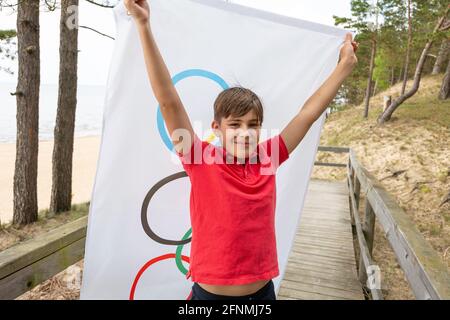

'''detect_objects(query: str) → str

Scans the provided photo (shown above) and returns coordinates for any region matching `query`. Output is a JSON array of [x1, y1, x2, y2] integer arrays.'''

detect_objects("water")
[[0, 82, 105, 143]]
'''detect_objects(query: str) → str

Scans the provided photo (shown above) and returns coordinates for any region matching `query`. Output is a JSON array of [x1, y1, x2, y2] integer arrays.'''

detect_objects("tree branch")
[[79, 25, 114, 40], [83, 0, 115, 8]]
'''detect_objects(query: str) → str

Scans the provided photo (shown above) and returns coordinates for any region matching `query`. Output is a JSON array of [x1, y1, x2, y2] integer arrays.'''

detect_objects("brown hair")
[[213, 87, 264, 125]]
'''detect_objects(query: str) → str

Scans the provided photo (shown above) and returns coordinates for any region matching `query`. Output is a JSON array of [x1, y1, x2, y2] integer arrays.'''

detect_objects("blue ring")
[[157, 69, 229, 152]]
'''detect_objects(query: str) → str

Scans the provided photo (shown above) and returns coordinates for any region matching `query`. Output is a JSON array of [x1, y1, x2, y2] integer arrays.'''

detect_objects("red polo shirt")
[[177, 133, 289, 285]]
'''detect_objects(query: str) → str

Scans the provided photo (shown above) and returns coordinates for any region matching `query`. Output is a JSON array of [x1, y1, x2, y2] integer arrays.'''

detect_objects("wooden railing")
[[347, 150, 450, 300], [1, 147, 449, 300], [315, 146, 349, 168], [0, 217, 87, 299]]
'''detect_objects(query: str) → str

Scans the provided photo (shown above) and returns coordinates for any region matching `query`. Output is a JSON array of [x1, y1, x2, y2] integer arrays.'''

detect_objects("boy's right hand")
[[124, 0, 150, 26]]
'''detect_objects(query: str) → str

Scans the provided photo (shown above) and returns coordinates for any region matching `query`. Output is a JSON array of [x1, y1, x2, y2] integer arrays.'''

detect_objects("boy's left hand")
[[339, 33, 359, 67]]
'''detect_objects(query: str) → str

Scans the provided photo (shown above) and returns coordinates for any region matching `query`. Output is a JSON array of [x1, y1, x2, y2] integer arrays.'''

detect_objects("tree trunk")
[[13, 1, 40, 225], [401, 0, 412, 96], [439, 57, 450, 99], [49, 0, 79, 214], [372, 79, 378, 97], [432, 38, 450, 75], [364, 36, 377, 118], [398, 64, 405, 84], [390, 67, 396, 86], [378, 7, 450, 124]]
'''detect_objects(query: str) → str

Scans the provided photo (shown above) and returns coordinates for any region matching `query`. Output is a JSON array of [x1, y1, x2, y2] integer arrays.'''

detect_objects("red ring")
[[129, 253, 190, 300]]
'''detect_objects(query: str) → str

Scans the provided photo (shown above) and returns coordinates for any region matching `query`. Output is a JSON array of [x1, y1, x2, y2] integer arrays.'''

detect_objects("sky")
[[0, 0, 352, 85]]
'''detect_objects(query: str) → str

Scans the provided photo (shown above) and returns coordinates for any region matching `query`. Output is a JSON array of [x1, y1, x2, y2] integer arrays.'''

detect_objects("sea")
[[0, 82, 105, 143]]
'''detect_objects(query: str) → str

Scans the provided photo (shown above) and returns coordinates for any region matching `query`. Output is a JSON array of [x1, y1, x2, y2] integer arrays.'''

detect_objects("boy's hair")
[[213, 87, 264, 125]]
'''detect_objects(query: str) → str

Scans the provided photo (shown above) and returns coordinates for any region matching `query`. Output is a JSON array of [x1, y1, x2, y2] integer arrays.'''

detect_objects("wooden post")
[[358, 199, 376, 284], [348, 159, 356, 227], [354, 177, 361, 209]]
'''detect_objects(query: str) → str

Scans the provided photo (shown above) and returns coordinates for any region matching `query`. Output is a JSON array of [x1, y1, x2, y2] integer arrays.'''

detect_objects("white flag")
[[80, 0, 351, 299]]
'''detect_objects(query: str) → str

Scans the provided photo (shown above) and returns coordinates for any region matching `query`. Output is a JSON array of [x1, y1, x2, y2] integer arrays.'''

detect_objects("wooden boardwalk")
[[278, 179, 365, 300]]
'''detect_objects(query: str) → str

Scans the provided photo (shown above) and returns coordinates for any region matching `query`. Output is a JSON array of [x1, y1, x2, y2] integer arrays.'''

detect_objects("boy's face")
[[211, 109, 261, 160]]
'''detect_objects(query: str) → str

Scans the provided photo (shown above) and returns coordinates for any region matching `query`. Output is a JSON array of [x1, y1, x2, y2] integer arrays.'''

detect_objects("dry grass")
[[16, 261, 83, 300], [312, 75, 450, 299], [0, 203, 89, 251]]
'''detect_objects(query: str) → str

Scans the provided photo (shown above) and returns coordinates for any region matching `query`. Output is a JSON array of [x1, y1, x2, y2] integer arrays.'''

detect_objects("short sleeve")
[[258, 134, 290, 173], [175, 133, 207, 174]]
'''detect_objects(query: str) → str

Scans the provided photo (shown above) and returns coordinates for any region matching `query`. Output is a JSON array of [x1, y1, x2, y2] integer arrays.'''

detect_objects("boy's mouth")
[[235, 142, 250, 147]]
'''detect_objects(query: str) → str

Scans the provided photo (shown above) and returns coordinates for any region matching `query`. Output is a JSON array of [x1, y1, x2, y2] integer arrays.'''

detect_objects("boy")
[[124, 0, 358, 300]]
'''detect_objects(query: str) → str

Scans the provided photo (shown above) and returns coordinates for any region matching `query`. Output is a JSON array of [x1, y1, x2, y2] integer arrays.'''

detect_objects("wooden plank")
[[359, 198, 376, 285], [278, 285, 355, 300], [283, 271, 363, 294], [0, 238, 85, 300], [294, 235, 354, 246], [281, 279, 364, 300], [314, 162, 347, 168], [296, 240, 353, 250], [291, 244, 356, 259], [301, 208, 350, 215], [298, 219, 353, 228], [285, 264, 359, 281], [0, 217, 87, 280], [297, 226, 353, 238], [277, 286, 345, 300], [302, 209, 350, 215], [276, 294, 298, 300], [296, 227, 353, 237], [289, 251, 357, 267], [286, 259, 357, 274], [302, 206, 350, 212], [306, 186, 348, 194], [347, 171, 384, 300], [300, 218, 351, 227], [294, 238, 355, 250], [293, 243, 354, 256], [301, 210, 351, 217], [301, 212, 350, 218], [293, 243, 356, 259], [284, 267, 362, 285], [317, 146, 350, 153]]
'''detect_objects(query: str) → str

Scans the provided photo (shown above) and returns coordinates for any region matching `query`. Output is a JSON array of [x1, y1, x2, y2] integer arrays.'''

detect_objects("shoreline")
[[0, 135, 101, 224], [0, 133, 102, 145]]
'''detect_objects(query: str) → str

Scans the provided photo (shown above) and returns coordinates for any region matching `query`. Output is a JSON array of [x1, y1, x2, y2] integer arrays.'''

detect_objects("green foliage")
[[373, 48, 391, 92], [0, 29, 16, 40], [333, 0, 450, 108]]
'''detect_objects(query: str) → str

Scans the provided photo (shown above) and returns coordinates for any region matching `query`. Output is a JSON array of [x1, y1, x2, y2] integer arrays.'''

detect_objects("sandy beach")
[[0, 136, 101, 224]]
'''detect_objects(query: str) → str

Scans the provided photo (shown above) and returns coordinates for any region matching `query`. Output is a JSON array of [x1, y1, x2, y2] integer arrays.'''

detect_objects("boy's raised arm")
[[125, 0, 195, 155], [280, 33, 358, 154]]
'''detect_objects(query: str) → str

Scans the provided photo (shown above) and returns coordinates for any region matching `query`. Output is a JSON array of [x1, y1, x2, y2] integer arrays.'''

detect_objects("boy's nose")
[[235, 134, 249, 142], [234, 127, 249, 137]]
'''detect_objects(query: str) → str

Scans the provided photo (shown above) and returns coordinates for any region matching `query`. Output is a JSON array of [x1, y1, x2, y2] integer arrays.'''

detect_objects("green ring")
[[175, 228, 192, 275]]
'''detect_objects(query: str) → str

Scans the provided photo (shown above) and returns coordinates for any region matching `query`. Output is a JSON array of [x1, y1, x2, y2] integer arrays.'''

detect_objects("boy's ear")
[[211, 120, 222, 138], [211, 120, 220, 131]]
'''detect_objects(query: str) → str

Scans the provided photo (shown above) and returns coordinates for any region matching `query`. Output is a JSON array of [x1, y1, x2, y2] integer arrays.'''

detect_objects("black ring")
[[141, 171, 192, 245]]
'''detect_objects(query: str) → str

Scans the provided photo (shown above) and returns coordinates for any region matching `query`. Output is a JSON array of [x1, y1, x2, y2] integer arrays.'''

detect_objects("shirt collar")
[[215, 144, 260, 165]]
